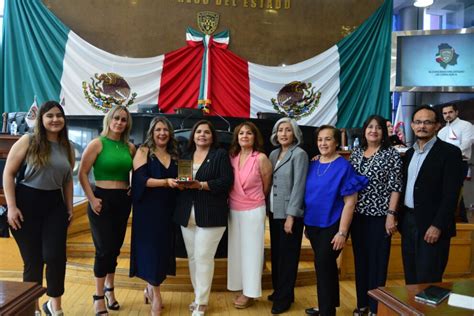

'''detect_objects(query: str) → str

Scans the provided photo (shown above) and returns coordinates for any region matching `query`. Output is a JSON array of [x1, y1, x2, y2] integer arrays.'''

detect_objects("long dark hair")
[[141, 116, 178, 160], [27, 101, 73, 167], [229, 121, 264, 157], [187, 120, 218, 152], [360, 115, 391, 150]]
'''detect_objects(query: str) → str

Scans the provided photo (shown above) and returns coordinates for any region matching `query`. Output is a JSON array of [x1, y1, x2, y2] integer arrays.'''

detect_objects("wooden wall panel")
[[42, 0, 383, 65], [340, 223, 474, 280]]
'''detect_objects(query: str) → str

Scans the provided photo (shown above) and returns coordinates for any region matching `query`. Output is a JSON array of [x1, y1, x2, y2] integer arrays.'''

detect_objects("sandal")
[[144, 286, 153, 304], [189, 301, 197, 311], [93, 295, 108, 315], [234, 296, 254, 309], [104, 286, 120, 310], [191, 304, 206, 316]]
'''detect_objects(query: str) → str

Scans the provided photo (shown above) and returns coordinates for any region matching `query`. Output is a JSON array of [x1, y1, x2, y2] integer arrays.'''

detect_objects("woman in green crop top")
[[79, 105, 135, 316]]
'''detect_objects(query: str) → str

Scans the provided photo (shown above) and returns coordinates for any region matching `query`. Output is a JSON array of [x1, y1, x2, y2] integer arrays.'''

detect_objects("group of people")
[[3, 101, 467, 316]]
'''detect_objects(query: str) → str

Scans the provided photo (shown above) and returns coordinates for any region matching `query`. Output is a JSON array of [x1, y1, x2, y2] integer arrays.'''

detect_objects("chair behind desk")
[[346, 127, 363, 148], [4, 112, 30, 134]]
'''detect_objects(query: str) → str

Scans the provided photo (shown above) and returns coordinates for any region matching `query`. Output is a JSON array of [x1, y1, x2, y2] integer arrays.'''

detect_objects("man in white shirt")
[[438, 104, 474, 222]]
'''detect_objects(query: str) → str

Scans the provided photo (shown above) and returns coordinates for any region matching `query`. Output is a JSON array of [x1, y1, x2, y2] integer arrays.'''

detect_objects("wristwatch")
[[337, 231, 347, 238], [387, 209, 397, 217]]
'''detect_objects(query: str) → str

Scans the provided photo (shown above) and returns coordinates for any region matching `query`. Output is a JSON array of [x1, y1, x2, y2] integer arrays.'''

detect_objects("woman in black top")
[[174, 120, 233, 315]]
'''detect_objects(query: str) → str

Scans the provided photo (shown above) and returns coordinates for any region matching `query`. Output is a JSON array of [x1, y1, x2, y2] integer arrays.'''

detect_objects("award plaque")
[[177, 159, 193, 183]]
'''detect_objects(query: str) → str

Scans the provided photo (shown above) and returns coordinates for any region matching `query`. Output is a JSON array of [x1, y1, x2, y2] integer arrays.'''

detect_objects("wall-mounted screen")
[[391, 28, 474, 92]]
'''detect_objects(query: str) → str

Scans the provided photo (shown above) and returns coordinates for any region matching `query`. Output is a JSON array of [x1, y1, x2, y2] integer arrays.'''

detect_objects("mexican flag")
[[1, 0, 392, 128]]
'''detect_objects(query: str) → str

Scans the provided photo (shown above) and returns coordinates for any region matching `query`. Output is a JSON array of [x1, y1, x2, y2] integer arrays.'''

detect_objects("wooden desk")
[[0, 134, 20, 159], [0, 280, 46, 315], [368, 280, 474, 315], [0, 189, 5, 205], [0, 135, 20, 204]]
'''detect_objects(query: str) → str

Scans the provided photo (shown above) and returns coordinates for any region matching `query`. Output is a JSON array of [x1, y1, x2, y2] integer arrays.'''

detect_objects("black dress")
[[130, 154, 177, 286]]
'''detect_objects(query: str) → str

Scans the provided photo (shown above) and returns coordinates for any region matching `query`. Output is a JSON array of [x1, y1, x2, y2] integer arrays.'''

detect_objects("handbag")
[[0, 206, 9, 238], [0, 158, 28, 238]]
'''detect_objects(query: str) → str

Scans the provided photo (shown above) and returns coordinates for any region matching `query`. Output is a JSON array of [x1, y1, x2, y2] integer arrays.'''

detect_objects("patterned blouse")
[[349, 146, 403, 216]]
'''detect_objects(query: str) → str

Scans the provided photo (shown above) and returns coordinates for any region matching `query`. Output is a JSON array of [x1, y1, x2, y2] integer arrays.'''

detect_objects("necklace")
[[359, 147, 380, 175], [316, 160, 332, 176], [106, 136, 122, 149]]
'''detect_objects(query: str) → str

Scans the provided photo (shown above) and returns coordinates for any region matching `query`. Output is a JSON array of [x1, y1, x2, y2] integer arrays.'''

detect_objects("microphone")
[[179, 112, 197, 130], [180, 113, 194, 130], [211, 108, 231, 132]]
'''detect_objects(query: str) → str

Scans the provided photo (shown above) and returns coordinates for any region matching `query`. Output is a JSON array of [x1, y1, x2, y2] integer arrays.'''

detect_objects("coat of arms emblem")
[[435, 43, 459, 69], [82, 73, 137, 113], [197, 11, 219, 35], [271, 81, 321, 121]]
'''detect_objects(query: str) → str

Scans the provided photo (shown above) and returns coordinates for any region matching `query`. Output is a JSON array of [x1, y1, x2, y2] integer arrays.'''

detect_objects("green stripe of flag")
[[336, 0, 393, 128], [1, 0, 69, 113]]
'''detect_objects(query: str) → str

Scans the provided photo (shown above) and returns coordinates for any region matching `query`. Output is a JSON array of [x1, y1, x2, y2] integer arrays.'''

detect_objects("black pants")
[[88, 187, 131, 278], [306, 221, 341, 316], [269, 212, 303, 306], [457, 161, 469, 222], [351, 213, 391, 313], [400, 211, 450, 285], [11, 184, 69, 297]]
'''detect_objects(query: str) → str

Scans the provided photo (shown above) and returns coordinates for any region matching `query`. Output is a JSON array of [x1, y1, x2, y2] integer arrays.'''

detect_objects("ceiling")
[[394, 0, 474, 14]]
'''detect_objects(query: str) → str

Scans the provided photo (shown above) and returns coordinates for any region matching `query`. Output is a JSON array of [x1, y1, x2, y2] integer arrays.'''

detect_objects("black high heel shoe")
[[93, 295, 108, 315], [103, 286, 120, 310]]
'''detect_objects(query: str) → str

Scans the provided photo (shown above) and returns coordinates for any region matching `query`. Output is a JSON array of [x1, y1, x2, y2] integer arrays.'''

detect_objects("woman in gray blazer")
[[267, 117, 308, 314]]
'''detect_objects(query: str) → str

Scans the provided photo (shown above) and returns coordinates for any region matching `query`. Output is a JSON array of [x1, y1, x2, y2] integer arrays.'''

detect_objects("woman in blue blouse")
[[349, 115, 402, 316], [304, 125, 368, 316]]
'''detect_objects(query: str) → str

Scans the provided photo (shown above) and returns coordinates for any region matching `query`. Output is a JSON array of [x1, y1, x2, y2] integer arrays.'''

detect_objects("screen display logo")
[[435, 43, 459, 69]]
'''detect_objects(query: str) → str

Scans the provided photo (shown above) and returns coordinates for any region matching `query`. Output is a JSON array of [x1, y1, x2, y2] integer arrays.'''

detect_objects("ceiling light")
[[414, 0, 434, 8]]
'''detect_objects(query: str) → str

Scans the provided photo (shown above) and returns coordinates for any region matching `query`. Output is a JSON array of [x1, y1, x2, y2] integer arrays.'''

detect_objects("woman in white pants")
[[227, 122, 272, 308], [174, 120, 234, 315]]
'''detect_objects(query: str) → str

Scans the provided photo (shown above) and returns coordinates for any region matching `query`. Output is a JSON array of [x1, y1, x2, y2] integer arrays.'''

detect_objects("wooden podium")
[[0, 281, 46, 315], [368, 280, 474, 315]]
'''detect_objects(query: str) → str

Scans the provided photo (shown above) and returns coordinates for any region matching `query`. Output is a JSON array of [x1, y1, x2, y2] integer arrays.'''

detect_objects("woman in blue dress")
[[130, 116, 179, 316]]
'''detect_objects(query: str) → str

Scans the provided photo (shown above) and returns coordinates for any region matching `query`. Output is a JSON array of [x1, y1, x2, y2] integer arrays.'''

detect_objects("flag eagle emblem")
[[271, 81, 321, 120]]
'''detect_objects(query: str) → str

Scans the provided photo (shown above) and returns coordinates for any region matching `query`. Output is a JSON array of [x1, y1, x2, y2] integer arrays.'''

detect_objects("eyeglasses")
[[413, 120, 435, 126]]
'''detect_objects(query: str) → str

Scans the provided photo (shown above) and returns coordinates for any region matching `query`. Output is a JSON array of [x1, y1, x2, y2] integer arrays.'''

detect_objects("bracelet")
[[199, 182, 204, 191], [337, 231, 347, 238], [387, 209, 397, 216]]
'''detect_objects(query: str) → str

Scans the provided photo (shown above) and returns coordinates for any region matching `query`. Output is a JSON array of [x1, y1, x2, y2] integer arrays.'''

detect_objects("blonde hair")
[[100, 106, 132, 143]]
